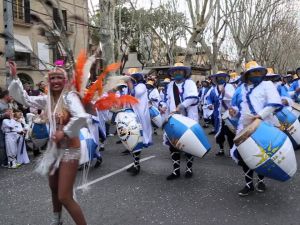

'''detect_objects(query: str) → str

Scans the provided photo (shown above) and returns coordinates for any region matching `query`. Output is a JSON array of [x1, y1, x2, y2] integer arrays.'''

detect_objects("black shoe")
[[203, 124, 209, 128], [166, 172, 180, 180], [208, 131, 215, 135], [215, 151, 225, 156], [116, 140, 122, 144], [78, 163, 89, 171], [185, 171, 193, 178], [121, 150, 130, 155], [94, 157, 102, 168], [238, 185, 254, 197], [126, 165, 140, 176], [99, 147, 105, 152], [256, 182, 266, 193], [33, 150, 41, 157], [154, 131, 158, 135]]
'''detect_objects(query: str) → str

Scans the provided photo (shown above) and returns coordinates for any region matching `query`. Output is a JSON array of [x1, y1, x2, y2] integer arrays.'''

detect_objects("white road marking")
[[76, 155, 156, 190]]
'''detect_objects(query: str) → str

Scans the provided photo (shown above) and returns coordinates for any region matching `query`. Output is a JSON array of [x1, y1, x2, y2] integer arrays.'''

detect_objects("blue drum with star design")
[[275, 106, 300, 146], [234, 119, 297, 181]]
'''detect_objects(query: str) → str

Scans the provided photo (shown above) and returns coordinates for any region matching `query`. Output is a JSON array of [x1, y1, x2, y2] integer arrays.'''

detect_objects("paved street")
[[1, 128, 300, 225]]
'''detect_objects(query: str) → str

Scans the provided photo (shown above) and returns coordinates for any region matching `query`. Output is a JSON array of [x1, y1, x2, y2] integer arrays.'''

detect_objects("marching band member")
[[160, 63, 199, 180], [229, 72, 241, 89], [265, 68, 292, 106], [126, 73, 152, 175], [159, 78, 170, 102], [207, 71, 236, 156], [146, 77, 161, 135], [198, 80, 211, 128], [282, 73, 293, 90], [146, 77, 161, 109], [230, 61, 282, 197], [7, 61, 88, 225], [288, 67, 300, 103]]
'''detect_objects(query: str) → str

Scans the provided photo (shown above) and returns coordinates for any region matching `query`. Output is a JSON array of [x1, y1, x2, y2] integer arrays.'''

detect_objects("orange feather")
[[74, 50, 87, 93], [118, 95, 139, 107], [94, 93, 118, 110], [83, 62, 121, 104]]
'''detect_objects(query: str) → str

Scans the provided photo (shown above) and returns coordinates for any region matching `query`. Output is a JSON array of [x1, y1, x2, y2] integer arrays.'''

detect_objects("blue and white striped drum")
[[163, 114, 211, 157], [234, 119, 297, 182], [291, 103, 300, 119], [276, 107, 300, 145], [79, 128, 99, 165], [149, 105, 163, 128], [115, 109, 143, 152], [31, 123, 49, 149]]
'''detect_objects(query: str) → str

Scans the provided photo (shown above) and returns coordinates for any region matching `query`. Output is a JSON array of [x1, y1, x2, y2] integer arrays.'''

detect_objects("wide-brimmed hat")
[[167, 63, 191, 76], [131, 73, 145, 83], [229, 72, 240, 83], [244, 61, 267, 77], [210, 71, 229, 78], [146, 80, 155, 86], [265, 68, 280, 78]]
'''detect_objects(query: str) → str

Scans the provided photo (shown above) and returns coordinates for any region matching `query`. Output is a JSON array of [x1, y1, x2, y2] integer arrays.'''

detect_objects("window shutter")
[[62, 10, 67, 30], [24, 0, 31, 23]]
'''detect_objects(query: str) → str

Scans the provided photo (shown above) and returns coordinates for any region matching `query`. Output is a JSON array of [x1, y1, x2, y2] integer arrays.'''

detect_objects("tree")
[[184, 0, 218, 65], [98, 0, 116, 73], [224, 0, 286, 71]]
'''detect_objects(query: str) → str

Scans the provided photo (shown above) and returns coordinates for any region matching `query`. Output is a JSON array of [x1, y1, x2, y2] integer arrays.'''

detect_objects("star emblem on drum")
[[254, 143, 279, 166]]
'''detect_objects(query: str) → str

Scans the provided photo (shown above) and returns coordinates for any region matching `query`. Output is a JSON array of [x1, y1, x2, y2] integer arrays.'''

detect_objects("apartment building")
[[0, 0, 89, 88]]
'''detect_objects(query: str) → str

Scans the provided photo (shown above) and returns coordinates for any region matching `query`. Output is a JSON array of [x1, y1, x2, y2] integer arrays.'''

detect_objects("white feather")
[[80, 55, 96, 97], [103, 76, 131, 92]]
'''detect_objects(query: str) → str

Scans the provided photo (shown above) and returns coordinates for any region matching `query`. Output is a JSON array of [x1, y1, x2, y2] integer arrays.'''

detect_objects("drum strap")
[[173, 83, 181, 107]]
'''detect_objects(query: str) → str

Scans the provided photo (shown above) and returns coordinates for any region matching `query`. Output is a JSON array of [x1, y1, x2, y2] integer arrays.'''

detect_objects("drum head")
[[234, 119, 261, 146], [292, 102, 300, 111]]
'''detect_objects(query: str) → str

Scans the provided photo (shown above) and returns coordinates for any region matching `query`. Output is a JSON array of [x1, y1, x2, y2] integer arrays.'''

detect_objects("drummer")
[[126, 73, 152, 175], [146, 76, 161, 109], [159, 63, 199, 180], [198, 80, 211, 128], [230, 61, 282, 196], [207, 71, 236, 156], [264, 68, 293, 106], [288, 67, 300, 103]]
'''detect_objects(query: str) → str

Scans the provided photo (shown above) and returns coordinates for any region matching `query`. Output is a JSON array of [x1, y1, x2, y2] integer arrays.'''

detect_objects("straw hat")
[[244, 61, 267, 77]]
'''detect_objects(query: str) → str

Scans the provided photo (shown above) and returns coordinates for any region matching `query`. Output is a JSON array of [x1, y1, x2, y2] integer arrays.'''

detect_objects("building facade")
[[0, 0, 89, 89]]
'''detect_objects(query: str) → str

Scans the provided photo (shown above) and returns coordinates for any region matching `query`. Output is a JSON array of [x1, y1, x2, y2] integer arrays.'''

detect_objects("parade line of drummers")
[[2, 57, 300, 225]]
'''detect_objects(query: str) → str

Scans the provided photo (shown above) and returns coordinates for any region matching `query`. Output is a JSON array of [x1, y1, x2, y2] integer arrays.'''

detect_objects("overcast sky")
[[89, 0, 188, 14]]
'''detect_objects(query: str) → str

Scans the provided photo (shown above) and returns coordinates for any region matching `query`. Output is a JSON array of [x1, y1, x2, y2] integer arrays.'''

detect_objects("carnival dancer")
[[198, 80, 211, 128], [159, 63, 199, 180], [126, 73, 152, 175], [7, 61, 88, 225], [207, 71, 236, 156], [230, 61, 282, 196]]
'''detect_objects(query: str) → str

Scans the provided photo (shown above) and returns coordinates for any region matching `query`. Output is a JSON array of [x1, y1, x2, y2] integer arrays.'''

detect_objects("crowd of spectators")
[[0, 81, 47, 169]]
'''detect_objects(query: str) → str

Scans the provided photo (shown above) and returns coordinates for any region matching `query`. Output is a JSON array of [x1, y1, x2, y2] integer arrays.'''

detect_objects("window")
[[15, 52, 31, 67], [13, 0, 30, 23], [53, 8, 68, 31]]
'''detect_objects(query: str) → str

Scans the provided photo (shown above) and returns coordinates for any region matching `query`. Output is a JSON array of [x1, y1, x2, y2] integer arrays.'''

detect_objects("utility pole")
[[3, 0, 15, 87]]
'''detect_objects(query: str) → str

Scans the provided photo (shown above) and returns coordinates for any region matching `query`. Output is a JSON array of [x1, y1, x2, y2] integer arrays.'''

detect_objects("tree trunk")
[[99, 0, 116, 76]]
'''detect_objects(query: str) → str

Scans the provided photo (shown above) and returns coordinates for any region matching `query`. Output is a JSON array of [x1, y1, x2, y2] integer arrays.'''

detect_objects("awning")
[[14, 34, 33, 53]]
